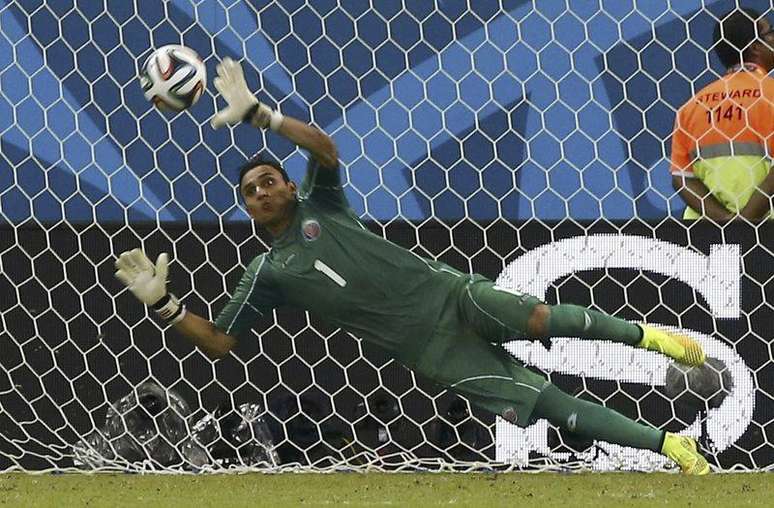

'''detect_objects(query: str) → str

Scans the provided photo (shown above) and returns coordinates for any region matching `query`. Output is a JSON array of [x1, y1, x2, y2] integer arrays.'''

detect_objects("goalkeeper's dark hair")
[[713, 8, 763, 68], [237, 154, 290, 190]]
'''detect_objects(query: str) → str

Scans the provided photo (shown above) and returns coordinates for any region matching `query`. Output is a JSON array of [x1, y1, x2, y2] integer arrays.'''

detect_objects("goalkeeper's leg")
[[461, 278, 705, 366], [533, 384, 709, 474], [411, 327, 709, 475]]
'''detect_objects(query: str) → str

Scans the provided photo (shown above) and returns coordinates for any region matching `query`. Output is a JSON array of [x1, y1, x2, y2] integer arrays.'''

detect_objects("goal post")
[[0, 1, 772, 472]]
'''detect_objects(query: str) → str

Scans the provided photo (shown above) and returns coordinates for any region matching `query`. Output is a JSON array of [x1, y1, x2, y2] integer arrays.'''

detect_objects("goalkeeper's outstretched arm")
[[115, 248, 236, 360], [209, 57, 338, 170], [171, 311, 235, 360]]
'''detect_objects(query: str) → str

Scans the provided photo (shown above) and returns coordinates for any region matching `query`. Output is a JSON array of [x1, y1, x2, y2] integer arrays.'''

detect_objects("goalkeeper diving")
[[115, 58, 709, 474]]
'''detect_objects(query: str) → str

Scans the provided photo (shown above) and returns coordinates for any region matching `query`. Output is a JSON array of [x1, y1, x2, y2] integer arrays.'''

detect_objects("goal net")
[[0, 1, 771, 472]]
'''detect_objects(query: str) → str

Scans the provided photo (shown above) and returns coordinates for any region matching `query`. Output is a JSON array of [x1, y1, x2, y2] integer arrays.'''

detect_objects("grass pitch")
[[0, 472, 770, 507]]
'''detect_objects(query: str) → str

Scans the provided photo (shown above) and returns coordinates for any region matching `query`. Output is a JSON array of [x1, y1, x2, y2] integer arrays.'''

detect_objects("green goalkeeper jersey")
[[214, 159, 472, 362]]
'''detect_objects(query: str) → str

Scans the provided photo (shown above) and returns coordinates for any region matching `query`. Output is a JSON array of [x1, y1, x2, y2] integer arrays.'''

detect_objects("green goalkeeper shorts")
[[410, 278, 549, 427]]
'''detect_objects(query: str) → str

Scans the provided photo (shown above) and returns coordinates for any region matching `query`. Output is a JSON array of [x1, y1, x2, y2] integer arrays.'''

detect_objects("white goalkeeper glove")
[[210, 57, 284, 130], [114, 248, 186, 325]]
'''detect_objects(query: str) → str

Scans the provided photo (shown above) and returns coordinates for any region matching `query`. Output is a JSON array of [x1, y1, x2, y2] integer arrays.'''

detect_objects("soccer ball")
[[664, 357, 734, 410], [140, 45, 206, 112]]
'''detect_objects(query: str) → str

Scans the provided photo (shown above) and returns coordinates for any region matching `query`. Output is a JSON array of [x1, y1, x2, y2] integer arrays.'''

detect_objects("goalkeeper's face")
[[240, 165, 297, 229]]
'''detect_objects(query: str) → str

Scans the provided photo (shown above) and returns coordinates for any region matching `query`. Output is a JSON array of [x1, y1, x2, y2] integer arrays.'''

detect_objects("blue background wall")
[[0, 0, 770, 223]]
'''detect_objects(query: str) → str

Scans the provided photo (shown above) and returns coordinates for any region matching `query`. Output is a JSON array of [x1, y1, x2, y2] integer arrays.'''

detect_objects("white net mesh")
[[0, 1, 772, 472]]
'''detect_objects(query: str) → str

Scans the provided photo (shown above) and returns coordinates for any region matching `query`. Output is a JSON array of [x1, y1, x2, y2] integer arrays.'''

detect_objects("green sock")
[[533, 384, 664, 452], [546, 304, 643, 346]]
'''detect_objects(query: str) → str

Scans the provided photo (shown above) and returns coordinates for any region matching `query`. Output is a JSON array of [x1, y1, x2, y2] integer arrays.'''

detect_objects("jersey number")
[[705, 104, 743, 124], [314, 259, 347, 287]]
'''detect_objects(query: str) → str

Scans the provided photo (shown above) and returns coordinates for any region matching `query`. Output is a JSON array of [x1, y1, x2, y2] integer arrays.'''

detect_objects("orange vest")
[[671, 64, 773, 174], [670, 64, 774, 217]]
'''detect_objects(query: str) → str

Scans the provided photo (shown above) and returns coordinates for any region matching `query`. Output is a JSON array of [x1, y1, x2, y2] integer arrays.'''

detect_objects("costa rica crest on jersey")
[[301, 218, 321, 241]]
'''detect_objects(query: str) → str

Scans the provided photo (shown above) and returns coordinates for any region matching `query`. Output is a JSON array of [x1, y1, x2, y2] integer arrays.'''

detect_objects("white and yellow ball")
[[140, 44, 206, 112]]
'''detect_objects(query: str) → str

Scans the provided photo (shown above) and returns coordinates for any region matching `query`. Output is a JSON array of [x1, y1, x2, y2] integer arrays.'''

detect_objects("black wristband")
[[166, 303, 185, 324], [151, 293, 182, 323], [243, 103, 261, 123], [150, 294, 171, 311]]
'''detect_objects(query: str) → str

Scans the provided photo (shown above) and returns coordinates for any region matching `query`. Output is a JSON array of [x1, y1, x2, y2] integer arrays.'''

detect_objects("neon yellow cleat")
[[637, 325, 706, 366], [661, 432, 710, 475]]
